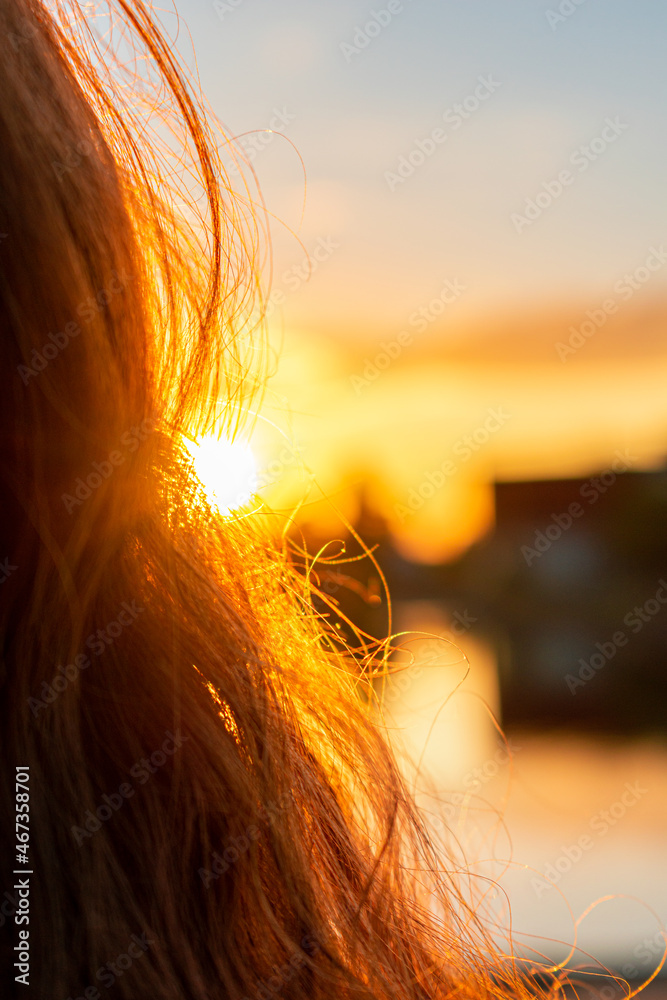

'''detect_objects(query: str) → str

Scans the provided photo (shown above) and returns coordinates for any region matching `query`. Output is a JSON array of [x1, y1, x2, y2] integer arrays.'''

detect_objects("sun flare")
[[184, 434, 258, 515]]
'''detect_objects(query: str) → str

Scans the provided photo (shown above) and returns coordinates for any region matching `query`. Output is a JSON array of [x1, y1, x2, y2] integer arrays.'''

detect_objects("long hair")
[[0, 1, 544, 997]]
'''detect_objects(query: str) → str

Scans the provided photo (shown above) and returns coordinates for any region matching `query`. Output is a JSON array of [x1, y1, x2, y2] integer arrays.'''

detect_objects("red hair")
[[0, 1, 555, 997]]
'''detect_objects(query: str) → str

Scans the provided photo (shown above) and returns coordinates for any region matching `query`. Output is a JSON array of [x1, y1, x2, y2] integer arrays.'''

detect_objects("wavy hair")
[[0, 1, 552, 997]]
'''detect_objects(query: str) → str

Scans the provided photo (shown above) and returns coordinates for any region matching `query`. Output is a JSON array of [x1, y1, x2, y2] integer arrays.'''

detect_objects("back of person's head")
[[0, 1, 545, 997]]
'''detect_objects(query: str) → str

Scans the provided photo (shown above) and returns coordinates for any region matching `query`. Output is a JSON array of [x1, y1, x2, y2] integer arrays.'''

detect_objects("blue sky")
[[164, 0, 667, 346]]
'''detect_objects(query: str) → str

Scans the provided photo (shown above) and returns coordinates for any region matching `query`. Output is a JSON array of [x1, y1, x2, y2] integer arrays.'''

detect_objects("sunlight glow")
[[184, 434, 258, 515]]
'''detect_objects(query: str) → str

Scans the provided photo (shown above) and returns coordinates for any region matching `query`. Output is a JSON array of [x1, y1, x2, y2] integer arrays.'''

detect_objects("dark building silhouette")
[[296, 467, 667, 736]]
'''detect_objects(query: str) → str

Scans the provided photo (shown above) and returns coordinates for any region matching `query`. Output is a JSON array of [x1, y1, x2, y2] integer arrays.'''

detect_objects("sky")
[[139, 5, 667, 957], [158, 6, 667, 958], [152, 0, 667, 558], [167, 0, 667, 339]]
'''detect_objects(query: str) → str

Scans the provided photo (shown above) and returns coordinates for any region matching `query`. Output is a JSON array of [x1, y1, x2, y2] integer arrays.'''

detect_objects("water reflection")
[[379, 600, 667, 974]]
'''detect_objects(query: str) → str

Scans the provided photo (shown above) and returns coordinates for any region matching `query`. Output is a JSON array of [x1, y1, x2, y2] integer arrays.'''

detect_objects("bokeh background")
[[173, 0, 667, 987]]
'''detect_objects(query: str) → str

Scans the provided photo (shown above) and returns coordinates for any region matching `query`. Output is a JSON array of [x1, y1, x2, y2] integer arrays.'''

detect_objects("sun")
[[184, 433, 258, 515]]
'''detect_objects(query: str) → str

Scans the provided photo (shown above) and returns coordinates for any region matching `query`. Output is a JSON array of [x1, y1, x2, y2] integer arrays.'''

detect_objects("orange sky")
[[168, 0, 667, 563], [247, 311, 667, 562]]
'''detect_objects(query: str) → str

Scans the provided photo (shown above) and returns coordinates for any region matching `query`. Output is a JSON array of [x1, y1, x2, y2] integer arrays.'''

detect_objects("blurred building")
[[302, 468, 667, 737]]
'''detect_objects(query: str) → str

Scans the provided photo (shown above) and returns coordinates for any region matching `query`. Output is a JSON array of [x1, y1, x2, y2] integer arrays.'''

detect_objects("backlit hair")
[[0, 0, 556, 997]]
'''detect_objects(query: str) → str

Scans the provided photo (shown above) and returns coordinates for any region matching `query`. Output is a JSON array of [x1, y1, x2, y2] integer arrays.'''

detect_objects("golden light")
[[184, 433, 258, 515]]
